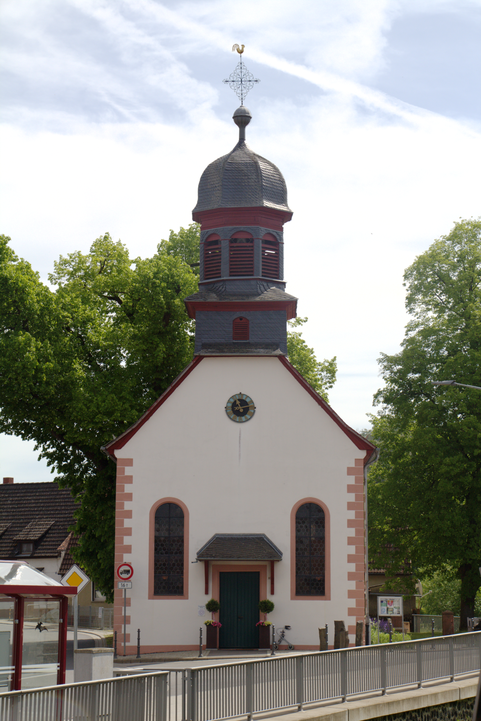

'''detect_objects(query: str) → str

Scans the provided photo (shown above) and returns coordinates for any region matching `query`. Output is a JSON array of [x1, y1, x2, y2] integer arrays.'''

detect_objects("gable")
[[105, 356, 375, 464]]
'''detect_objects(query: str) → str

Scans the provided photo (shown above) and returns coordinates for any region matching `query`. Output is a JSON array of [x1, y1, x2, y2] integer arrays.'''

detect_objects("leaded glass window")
[[154, 503, 184, 596], [295, 503, 325, 596]]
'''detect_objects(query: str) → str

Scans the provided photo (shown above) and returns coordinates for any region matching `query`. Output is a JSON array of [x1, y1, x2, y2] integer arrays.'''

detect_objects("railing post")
[[246, 663, 253, 720], [449, 636, 454, 681], [380, 645, 387, 695], [184, 669, 192, 721], [340, 650, 348, 702], [137, 628, 141, 659], [296, 655, 304, 710], [271, 625, 276, 655], [114, 630, 117, 659], [190, 668, 197, 721], [416, 639, 423, 688]]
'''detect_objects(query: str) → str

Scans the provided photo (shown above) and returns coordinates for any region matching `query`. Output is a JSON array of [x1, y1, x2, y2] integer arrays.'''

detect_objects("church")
[[105, 64, 376, 652]]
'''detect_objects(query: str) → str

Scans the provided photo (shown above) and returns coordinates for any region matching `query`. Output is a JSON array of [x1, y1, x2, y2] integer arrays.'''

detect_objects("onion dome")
[[192, 107, 291, 216]]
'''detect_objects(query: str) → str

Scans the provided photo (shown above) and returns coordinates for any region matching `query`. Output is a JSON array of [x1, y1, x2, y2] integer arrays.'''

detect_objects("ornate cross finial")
[[223, 45, 260, 105]]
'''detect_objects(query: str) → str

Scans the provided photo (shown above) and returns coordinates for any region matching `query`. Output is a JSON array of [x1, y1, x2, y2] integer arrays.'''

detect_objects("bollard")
[[114, 631, 117, 659], [271, 625, 276, 655], [199, 627, 203, 657], [136, 629, 141, 658]]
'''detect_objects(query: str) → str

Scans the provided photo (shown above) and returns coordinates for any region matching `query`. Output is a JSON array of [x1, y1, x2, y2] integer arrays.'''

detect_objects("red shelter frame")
[[1, 584, 77, 690]]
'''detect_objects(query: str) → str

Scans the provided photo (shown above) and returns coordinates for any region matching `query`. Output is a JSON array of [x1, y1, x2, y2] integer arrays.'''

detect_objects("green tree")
[[287, 318, 337, 402], [368, 218, 481, 628], [0, 232, 197, 599]]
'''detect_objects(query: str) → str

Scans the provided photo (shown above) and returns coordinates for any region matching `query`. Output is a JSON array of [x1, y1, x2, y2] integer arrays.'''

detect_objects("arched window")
[[154, 503, 184, 596], [233, 317, 249, 340], [295, 502, 325, 596], [203, 234, 221, 280], [262, 233, 279, 278], [229, 232, 254, 276]]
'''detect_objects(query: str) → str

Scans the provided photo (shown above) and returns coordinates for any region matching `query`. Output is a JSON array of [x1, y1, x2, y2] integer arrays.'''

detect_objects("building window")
[[203, 234, 221, 279], [17, 542, 34, 556], [295, 503, 325, 596], [229, 232, 254, 276], [154, 503, 184, 596], [262, 234, 279, 278], [233, 317, 249, 340]]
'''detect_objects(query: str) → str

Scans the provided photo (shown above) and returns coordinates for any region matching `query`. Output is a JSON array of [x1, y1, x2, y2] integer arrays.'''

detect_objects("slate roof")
[[193, 140, 291, 215], [197, 534, 283, 561], [0, 482, 78, 560], [198, 343, 284, 356], [185, 287, 298, 304]]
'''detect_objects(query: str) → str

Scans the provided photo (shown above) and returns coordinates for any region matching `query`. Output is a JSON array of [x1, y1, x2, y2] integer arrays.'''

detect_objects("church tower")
[[107, 50, 376, 655], [185, 103, 297, 355]]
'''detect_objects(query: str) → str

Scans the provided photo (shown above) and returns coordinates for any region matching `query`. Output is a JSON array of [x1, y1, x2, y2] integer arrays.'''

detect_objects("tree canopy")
[[0, 232, 197, 599], [0, 223, 336, 599], [368, 218, 481, 627]]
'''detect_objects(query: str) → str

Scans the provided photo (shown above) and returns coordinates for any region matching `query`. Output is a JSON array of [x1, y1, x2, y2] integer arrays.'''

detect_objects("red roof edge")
[[103, 357, 204, 460], [278, 356, 377, 464], [1, 586, 77, 597]]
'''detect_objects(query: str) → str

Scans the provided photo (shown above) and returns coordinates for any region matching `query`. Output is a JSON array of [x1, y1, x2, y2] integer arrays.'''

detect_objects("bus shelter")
[[0, 561, 77, 691]]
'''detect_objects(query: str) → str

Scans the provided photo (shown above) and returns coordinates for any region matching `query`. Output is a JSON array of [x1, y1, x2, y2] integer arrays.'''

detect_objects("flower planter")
[[258, 625, 271, 649], [206, 624, 219, 650]]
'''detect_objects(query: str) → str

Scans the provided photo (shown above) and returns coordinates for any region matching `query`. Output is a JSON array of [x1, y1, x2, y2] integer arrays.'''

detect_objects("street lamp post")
[[431, 380, 481, 391]]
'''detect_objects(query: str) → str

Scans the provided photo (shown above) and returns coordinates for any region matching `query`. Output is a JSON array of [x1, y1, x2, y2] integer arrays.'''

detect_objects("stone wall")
[[375, 697, 474, 721]]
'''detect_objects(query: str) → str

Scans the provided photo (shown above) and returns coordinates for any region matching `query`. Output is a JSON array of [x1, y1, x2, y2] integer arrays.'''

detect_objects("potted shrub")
[[257, 599, 275, 649], [204, 599, 221, 649]]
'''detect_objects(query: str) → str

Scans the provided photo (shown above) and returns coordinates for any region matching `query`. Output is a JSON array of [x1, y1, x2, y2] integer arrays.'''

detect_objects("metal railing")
[[114, 632, 481, 721], [2, 633, 480, 721], [0, 670, 168, 721], [412, 613, 461, 634], [67, 605, 114, 630]]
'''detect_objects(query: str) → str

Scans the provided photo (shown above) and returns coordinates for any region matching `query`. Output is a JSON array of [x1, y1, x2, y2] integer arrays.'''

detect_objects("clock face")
[[225, 393, 256, 423]]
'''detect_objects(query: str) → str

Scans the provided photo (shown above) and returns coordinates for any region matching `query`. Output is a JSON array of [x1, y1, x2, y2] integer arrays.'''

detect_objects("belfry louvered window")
[[233, 316, 249, 340], [154, 503, 184, 596], [295, 503, 325, 596], [229, 232, 254, 276], [262, 234, 279, 278], [204, 234, 221, 279]]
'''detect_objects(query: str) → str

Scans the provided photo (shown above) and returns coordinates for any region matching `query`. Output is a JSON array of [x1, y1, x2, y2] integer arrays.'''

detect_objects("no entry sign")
[[116, 563, 134, 581]]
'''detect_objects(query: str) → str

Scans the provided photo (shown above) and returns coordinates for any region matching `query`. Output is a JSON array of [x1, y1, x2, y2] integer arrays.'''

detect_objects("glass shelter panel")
[[0, 599, 14, 692], [22, 600, 60, 689]]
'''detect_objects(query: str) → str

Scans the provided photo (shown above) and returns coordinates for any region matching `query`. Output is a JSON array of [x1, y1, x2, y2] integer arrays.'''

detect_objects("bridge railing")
[[1, 633, 480, 721], [184, 632, 481, 720], [0, 669, 169, 721]]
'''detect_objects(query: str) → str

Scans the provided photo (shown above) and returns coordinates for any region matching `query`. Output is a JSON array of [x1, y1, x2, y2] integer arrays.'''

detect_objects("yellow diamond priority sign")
[[61, 564, 89, 593]]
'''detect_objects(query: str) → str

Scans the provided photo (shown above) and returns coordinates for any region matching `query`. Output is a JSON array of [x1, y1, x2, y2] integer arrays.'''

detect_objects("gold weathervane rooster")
[[232, 44, 245, 54]]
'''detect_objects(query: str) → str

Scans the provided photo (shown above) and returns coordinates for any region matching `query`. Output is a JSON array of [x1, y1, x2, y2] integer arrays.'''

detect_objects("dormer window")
[[233, 317, 249, 341], [203, 234, 221, 279], [18, 541, 34, 556], [229, 232, 254, 276], [262, 233, 279, 279]]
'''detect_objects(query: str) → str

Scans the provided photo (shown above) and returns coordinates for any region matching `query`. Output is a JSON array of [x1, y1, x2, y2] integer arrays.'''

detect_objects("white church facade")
[[105, 101, 376, 653]]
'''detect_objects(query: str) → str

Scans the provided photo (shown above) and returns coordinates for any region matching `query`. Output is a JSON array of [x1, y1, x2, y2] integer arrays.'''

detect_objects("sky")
[[1, 0, 480, 482]]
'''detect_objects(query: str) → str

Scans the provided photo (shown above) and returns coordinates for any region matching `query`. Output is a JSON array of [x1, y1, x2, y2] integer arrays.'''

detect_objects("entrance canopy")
[[0, 561, 77, 691], [197, 534, 282, 561], [196, 534, 282, 595]]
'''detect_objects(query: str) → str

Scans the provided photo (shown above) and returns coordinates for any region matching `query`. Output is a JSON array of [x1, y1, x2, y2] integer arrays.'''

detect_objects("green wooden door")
[[219, 572, 259, 648]]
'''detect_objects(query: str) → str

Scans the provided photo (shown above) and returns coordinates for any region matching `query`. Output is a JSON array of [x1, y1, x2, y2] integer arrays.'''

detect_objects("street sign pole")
[[73, 594, 78, 651], [123, 588, 127, 655]]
